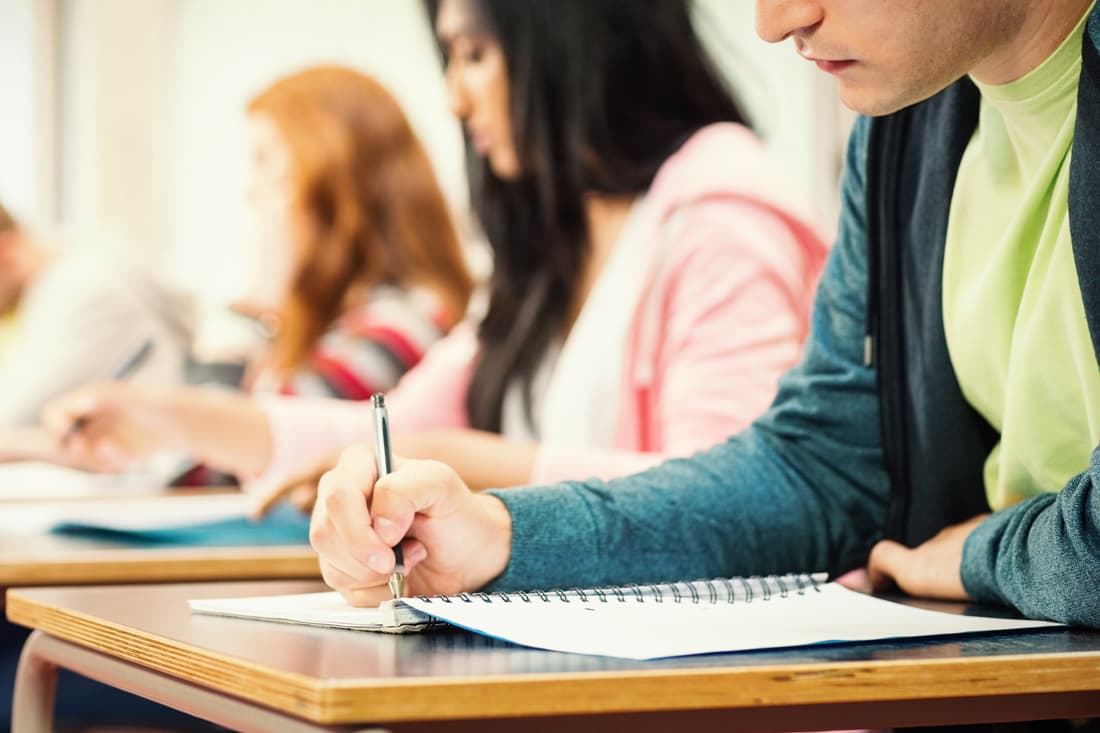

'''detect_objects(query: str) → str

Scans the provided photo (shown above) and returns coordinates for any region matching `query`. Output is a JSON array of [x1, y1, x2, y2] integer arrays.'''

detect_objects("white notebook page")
[[190, 578, 1060, 659], [402, 583, 1059, 659]]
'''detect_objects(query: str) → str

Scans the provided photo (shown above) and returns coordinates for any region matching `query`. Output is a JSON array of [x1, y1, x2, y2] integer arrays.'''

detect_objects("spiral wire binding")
[[415, 573, 825, 606]]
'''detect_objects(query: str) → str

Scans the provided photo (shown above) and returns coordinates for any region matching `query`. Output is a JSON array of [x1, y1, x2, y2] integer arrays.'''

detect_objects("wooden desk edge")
[[0, 546, 319, 587], [8, 589, 1100, 725]]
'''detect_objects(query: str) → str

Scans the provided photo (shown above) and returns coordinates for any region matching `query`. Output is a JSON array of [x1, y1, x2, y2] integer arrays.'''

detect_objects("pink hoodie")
[[258, 123, 829, 486]]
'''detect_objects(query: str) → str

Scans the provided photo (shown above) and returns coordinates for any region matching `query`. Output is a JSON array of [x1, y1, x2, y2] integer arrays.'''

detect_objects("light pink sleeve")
[[531, 199, 824, 485], [253, 323, 478, 487]]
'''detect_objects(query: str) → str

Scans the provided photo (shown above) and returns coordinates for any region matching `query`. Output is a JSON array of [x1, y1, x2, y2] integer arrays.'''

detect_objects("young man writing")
[[66, 0, 1100, 626], [306, 0, 1100, 624]]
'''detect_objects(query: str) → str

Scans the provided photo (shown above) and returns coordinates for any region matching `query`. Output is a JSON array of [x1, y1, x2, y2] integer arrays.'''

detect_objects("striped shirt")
[[256, 285, 451, 401]]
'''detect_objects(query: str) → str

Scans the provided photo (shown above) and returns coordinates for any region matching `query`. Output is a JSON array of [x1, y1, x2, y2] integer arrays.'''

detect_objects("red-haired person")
[[31, 66, 473, 479], [239, 65, 473, 401], [46, 3, 828, 502]]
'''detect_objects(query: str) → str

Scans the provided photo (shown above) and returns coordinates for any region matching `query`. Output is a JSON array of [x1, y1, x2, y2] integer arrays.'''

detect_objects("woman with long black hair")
[[49, 0, 828, 500]]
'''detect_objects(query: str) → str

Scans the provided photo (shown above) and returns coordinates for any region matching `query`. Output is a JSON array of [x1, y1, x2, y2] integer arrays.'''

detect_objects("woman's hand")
[[249, 451, 338, 519], [41, 383, 186, 472], [309, 444, 513, 606]]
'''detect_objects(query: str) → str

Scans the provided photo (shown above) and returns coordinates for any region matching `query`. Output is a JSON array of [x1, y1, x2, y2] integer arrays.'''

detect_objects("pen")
[[372, 393, 406, 599], [65, 339, 155, 443]]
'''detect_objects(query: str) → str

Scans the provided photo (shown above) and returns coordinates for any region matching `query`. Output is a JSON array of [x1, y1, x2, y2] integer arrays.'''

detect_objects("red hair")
[[249, 66, 473, 372]]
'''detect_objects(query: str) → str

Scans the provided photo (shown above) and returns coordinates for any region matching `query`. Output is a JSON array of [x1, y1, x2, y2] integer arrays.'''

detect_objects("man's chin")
[[836, 82, 912, 117], [835, 76, 959, 117]]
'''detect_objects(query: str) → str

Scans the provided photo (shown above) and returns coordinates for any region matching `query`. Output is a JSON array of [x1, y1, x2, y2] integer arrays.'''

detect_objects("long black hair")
[[426, 0, 751, 432]]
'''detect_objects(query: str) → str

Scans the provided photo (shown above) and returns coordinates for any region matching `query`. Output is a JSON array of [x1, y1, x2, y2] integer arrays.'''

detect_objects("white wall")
[[59, 0, 175, 260], [164, 0, 465, 301], [0, 0, 57, 225], [56, 0, 463, 301]]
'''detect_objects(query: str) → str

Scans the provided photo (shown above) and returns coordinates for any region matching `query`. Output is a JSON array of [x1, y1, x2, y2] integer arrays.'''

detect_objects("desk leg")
[[12, 631, 57, 733], [11, 631, 387, 733]]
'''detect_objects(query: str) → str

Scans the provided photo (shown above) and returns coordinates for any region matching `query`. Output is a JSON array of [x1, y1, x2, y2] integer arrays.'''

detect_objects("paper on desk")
[[401, 583, 1062, 660], [190, 582, 1062, 660], [0, 492, 255, 536], [0, 461, 166, 500], [190, 591, 436, 633]]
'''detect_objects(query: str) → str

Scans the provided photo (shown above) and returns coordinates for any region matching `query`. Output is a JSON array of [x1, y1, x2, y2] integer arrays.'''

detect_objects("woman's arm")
[[42, 384, 273, 477], [395, 430, 537, 491], [252, 323, 479, 488], [0, 426, 67, 464]]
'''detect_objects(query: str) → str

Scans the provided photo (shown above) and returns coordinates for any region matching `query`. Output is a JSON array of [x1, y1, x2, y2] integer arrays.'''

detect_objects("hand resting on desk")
[[837, 515, 986, 602]]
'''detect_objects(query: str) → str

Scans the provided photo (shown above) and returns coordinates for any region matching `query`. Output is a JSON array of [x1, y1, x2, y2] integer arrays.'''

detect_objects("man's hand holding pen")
[[309, 444, 513, 607]]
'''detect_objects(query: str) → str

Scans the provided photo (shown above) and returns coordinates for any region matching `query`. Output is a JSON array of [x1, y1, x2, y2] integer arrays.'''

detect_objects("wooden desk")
[[7, 581, 1100, 733], [0, 495, 319, 593]]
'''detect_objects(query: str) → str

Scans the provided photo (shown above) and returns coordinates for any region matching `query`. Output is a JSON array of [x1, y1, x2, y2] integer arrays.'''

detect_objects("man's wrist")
[[474, 493, 513, 589]]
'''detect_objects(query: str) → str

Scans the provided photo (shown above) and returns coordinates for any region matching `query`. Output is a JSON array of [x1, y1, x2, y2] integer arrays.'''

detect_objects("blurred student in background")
[[47, 0, 829, 503], [0, 64, 475, 732], [233, 66, 473, 401], [16, 66, 474, 475], [0, 199, 191, 461]]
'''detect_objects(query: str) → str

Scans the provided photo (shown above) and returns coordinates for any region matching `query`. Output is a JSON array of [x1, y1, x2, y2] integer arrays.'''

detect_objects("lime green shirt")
[[943, 4, 1100, 510]]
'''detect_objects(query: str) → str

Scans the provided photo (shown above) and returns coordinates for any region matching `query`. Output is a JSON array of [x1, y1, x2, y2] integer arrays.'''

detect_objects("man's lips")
[[813, 58, 855, 74]]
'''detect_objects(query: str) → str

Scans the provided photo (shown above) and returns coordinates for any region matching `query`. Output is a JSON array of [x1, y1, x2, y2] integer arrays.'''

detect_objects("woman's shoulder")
[[648, 122, 826, 240], [645, 123, 830, 272], [648, 123, 768, 200]]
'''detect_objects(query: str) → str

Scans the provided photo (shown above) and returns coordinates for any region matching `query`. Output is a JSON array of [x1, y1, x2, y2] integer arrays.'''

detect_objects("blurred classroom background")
[[0, 0, 852, 332]]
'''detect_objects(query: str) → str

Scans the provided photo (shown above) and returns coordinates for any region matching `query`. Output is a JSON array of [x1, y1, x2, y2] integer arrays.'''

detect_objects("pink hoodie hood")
[[647, 122, 830, 270]]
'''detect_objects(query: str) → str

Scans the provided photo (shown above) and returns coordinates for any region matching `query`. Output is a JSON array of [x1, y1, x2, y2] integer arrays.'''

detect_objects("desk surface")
[[8, 580, 1100, 729], [0, 494, 318, 588]]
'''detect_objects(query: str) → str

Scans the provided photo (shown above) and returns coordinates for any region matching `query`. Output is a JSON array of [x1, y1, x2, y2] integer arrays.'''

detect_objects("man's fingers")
[[834, 568, 872, 594], [318, 483, 391, 569], [339, 585, 399, 609], [867, 539, 908, 591], [311, 443, 390, 575], [319, 558, 375, 593], [311, 507, 385, 580], [371, 460, 459, 535], [333, 443, 380, 492], [319, 560, 395, 608], [866, 539, 910, 589], [401, 538, 428, 569]]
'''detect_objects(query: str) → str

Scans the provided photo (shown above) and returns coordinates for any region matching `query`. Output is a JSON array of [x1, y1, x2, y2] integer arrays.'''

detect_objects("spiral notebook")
[[189, 573, 1060, 660]]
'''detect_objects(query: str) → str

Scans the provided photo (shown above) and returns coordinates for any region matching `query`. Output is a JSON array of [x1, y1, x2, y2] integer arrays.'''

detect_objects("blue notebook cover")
[[50, 503, 311, 547]]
